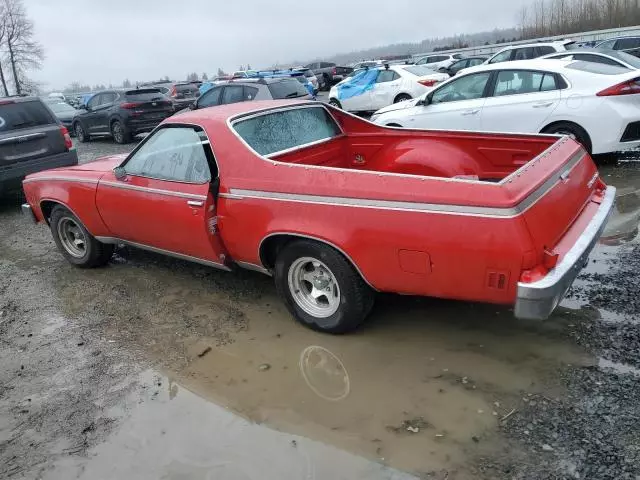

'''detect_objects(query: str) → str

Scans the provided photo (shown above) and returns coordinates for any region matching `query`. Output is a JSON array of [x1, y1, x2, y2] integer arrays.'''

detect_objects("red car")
[[21, 100, 615, 333]]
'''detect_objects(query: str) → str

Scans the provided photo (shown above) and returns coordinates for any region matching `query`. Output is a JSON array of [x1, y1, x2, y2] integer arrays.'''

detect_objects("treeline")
[[518, 0, 640, 39]]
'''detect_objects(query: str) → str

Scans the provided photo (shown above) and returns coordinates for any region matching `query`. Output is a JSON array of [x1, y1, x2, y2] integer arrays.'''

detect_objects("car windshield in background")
[[176, 84, 199, 97], [124, 89, 166, 101], [609, 50, 640, 68], [233, 106, 341, 156], [404, 65, 440, 76], [267, 79, 309, 99], [566, 61, 629, 75], [293, 75, 307, 84], [0, 100, 55, 132], [48, 102, 76, 114], [564, 41, 578, 50]]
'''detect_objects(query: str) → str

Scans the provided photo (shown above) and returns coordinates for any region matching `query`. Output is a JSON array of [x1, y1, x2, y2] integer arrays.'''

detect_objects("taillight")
[[332, 67, 337, 75], [418, 79, 438, 87], [60, 126, 72, 150], [169, 85, 177, 97], [597, 77, 640, 96], [120, 102, 142, 109]]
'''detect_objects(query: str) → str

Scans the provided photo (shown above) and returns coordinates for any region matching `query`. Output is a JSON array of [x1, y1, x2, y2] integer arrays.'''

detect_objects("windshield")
[[0, 100, 55, 131], [47, 102, 76, 113]]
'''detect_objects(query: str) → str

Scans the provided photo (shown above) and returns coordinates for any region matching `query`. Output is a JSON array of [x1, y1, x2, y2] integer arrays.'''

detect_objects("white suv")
[[485, 40, 576, 65]]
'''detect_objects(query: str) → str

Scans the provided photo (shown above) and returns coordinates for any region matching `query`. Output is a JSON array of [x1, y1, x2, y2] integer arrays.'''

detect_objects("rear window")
[[565, 61, 629, 75], [0, 100, 55, 132], [176, 84, 199, 96], [267, 79, 309, 99], [233, 106, 341, 156], [404, 65, 439, 76], [124, 89, 166, 101]]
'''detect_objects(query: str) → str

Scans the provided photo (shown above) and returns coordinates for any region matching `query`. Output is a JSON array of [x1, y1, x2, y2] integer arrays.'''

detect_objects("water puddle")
[[598, 358, 640, 377], [40, 314, 66, 335]]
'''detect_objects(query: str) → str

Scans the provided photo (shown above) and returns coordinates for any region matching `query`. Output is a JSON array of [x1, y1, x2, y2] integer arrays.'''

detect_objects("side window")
[[233, 106, 341, 156], [615, 38, 640, 50], [468, 58, 484, 67], [489, 50, 513, 64], [574, 54, 621, 67], [198, 87, 222, 108], [221, 85, 245, 104], [513, 47, 536, 61], [243, 86, 259, 100], [427, 56, 446, 63], [102, 92, 117, 104], [493, 70, 557, 96], [431, 72, 491, 104], [376, 70, 398, 83], [598, 39, 616, 49], [87, 94, 102, 109], [124, 127, 213, 183], [535, 46, 556, 56], [450, 60, 468, 73]]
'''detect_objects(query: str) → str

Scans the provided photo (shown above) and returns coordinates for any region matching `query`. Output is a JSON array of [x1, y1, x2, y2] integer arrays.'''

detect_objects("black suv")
[[73, 88, 173, 144], [0, 96, 77, 197], [152, 82, 201, 111]]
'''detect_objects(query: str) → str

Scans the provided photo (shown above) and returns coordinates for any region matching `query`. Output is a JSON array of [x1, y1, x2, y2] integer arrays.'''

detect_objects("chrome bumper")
[[21, 203, 38, 224], [515, 186, 617, 320]]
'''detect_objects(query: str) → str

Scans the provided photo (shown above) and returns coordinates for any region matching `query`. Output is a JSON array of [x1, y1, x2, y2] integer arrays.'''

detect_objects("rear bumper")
[[0, 150, 78, 192], [125, 115, 171, 134], [515, 186, 617, 320]]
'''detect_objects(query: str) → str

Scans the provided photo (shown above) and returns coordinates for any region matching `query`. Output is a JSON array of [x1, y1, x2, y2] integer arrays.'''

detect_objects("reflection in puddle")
[[46, 370, 415, 480], [299, 346, 350, 401]]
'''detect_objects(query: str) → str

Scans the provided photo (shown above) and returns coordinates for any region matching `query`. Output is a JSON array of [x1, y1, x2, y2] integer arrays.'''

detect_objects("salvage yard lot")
[[1, 134, 640, 479]]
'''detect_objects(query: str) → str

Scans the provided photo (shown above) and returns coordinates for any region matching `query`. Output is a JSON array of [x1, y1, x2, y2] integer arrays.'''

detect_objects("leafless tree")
[[0, 3, 10, 96], [1, 0, 44, 95]]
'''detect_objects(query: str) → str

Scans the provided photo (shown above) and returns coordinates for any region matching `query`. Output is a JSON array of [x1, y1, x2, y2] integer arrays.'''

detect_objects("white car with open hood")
[[328, 65, 448, 114], [371, 58, 640, 155]]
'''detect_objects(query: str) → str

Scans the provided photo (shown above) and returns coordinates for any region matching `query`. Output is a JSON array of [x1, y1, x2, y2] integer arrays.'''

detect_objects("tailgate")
[[519, 146, 599, 257], [0, 100, 66, 166]]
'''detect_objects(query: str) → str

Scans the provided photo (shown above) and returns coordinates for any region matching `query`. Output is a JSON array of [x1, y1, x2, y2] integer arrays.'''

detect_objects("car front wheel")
[[50, 205, 113, 268], [111, 120, 132, 144], [74, 122, 90, 142], [274, 239, 374, 334], [328, 98, 342, 109]]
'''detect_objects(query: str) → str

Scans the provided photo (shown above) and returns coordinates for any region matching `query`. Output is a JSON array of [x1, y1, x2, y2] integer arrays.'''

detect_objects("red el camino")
[[21, 100, 615, 333]]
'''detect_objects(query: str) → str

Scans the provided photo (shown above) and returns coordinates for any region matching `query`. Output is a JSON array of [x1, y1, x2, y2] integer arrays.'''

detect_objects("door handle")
[[532, 101, 554, 108], [461, 109, 480, 116], [187, 200, 204, 207]]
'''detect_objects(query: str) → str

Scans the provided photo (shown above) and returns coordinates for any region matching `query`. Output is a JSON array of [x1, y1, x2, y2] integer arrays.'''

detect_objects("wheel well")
[[258, 234, 374, 289], [540, 120, 592, 151], [394, 93, 412, 102], [40, 200, 61, 225]]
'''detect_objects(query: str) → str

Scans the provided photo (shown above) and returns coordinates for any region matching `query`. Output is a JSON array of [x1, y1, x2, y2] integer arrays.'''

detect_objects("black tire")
[[74, 122, 90, 143], [111, 120, 131, 144], [394, 94, 412, 103], [328, 98, 342, 109], [274, 239, 375, 334], [542, 122, 592, 154], [49, 205, 113, 268], [322, 73, 331, 91]]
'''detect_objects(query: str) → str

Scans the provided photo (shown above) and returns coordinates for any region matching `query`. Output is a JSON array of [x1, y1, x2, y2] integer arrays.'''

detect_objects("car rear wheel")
[[274, 239, 374, 334], [111, 120, 132, 144], [394, 94, 412, 103], [50, 206, 113, 268], [322, 74, 331, 91], [542, 122, 592, 154], [328, 98, 342, 109], [74, 122, 90, 142]]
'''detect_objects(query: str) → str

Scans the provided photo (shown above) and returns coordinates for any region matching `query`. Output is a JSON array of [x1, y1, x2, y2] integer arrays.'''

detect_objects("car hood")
[[374, 97, 420, 116], [66, 154, 127, 173]]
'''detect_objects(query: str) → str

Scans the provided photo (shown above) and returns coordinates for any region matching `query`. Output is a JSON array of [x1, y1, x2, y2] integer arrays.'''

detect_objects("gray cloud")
[[27, 0, 530, 89]]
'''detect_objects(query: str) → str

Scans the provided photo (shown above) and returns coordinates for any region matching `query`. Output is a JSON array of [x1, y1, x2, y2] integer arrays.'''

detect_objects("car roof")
[[169, 99, 316, 125], [459, 57, 637, 77], [0, 94, 40, 103]]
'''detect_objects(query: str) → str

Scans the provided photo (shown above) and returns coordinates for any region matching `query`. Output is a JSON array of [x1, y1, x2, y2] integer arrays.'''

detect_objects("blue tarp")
[[336, 69, 379, 101], [199, 82, 214, 95]]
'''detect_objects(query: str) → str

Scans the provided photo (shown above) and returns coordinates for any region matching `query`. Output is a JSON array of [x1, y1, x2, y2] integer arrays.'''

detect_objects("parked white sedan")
[[328, 65, 448, 113], [370, 59, 640, 155]]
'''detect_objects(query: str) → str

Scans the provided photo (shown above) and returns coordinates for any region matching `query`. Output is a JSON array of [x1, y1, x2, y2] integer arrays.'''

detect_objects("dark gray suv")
[[0, 96, 77, 197], [186, 77, 311, 113]]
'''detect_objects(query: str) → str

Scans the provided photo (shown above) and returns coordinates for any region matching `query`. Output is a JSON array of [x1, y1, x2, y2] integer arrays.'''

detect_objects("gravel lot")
[[0, 131, 639, 479]]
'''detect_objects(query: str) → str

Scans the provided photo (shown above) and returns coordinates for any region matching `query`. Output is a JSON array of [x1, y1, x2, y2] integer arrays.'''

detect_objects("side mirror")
[[77, 104, 87, 110], [418, 94, 432, 107], [189, 101, 196, 110], [113, 166, 126, 180]]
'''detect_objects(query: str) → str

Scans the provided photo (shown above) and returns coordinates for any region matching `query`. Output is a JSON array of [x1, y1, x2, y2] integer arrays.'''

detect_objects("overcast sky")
[[27, 0, 529, 90]]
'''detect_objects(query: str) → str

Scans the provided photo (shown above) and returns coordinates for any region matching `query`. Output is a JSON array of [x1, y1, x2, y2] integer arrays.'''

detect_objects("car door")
[[195, 86, 223, 109], [406, 72, 491, 130], [370, 70, 401, 109], [480, 70, 561, 134], [83, 93, 104, 133], [96, 125, 227, 264], [91, 92, 116, 134]]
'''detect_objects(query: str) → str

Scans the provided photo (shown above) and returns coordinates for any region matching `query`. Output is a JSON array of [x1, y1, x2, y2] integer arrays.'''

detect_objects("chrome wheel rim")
[[75, 124, 84, 140], [288, 257, 340, 318], [556, 130, 577, 140], [57, 217, 86, 258]]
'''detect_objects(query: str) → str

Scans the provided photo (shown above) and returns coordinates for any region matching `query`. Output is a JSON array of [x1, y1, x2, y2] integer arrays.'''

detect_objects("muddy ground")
[[0, 140, 639, 480]]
